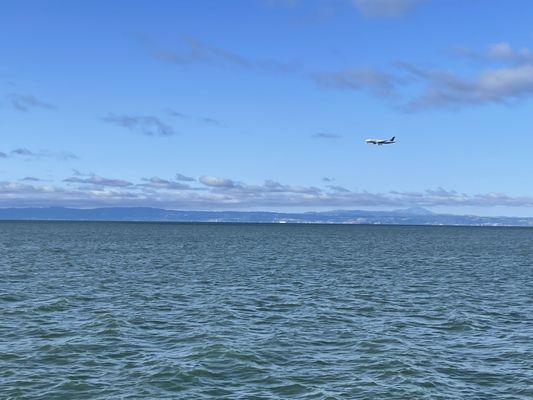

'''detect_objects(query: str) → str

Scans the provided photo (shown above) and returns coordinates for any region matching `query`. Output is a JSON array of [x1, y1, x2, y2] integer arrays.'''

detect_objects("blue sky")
[[2, 0, 533, 215]]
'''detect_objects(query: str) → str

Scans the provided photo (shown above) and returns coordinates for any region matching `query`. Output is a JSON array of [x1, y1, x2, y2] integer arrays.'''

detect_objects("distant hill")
[[0, 207, 532, 226], [394, 206, 435, 216]]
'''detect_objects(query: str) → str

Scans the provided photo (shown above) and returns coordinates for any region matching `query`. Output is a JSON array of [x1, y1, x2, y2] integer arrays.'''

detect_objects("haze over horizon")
[[3, 0, 533, 217]]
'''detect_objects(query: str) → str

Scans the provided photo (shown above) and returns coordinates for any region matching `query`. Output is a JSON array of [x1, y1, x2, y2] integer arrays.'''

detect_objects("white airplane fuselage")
[[365, 136, 396, 145]]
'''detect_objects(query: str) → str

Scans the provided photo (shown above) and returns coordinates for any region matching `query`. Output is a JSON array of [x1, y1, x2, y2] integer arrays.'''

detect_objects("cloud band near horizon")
[[1, 174, 533, 210]]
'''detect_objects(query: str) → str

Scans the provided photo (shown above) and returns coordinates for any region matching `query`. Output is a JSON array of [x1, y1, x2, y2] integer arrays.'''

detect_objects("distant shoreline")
[[0, 207, 532, 227], [1, 219, 532, 228]]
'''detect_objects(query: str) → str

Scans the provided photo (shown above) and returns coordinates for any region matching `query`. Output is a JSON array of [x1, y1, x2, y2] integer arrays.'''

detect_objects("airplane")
[[365, 136, 396, 145]]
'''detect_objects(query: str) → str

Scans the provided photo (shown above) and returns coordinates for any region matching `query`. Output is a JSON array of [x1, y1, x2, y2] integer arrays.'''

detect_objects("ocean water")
[[1, 222, 532, 399]]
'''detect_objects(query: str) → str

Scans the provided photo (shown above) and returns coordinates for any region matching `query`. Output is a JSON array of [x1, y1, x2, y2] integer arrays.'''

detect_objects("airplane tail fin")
[[391, 136, 395, 142]]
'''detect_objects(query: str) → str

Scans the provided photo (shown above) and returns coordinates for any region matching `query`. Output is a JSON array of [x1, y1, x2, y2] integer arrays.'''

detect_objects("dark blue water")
[[1, 222, 532, 399]]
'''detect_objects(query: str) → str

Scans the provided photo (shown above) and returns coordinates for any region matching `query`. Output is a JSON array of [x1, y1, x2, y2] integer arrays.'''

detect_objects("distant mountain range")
[[0, 207, 532, 226]]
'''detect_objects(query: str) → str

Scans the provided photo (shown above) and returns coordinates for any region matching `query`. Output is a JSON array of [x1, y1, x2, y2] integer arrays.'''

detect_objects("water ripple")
[[1, 222, 532, 399]]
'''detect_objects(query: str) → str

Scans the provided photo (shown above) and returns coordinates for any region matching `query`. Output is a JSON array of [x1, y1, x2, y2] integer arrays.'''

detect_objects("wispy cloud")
[[63, 173, 133, 187], [149, 37, 533, 111], [11, 148, 33, 156], [327, 185, 351, 192], [1, 174, 533, 209], [485, 42, 533, 64], [139, 177, 194, 190], [312, 68, 403, 97], [263, 0, 299, 7], [103, 114, 177, 136], [2, 148, 78, 161], [311, 42, 533, 110], [165, 108, 190, 119], [166, 108, 225, 127], [176, 173, 195, 182], [311, 132, 341, 139], [457, 42, 533, 65], [148, 36, 300, 74], [154, 36, 252, 68], [55, 151, 79, 161], [400, 44, 533, 110], [199, 175, 239, 188], [264, 0, 425, 18], [20, 177, 43, 182], [352, 0, 424, 18], [6, 93, 55, 111], [199, 117, 223, 126]]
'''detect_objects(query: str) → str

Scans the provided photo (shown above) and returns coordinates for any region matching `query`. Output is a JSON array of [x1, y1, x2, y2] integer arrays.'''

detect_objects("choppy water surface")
[[1, 222, 532, 399]]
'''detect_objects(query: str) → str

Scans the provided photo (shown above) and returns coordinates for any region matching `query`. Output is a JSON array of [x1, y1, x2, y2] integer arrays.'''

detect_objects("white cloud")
[[407, 63, 533, 109], [400, 42, 533, 109], [461, 42, 533, 65], [2, 176, 533, 210], [199, 176, 238, 188]]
